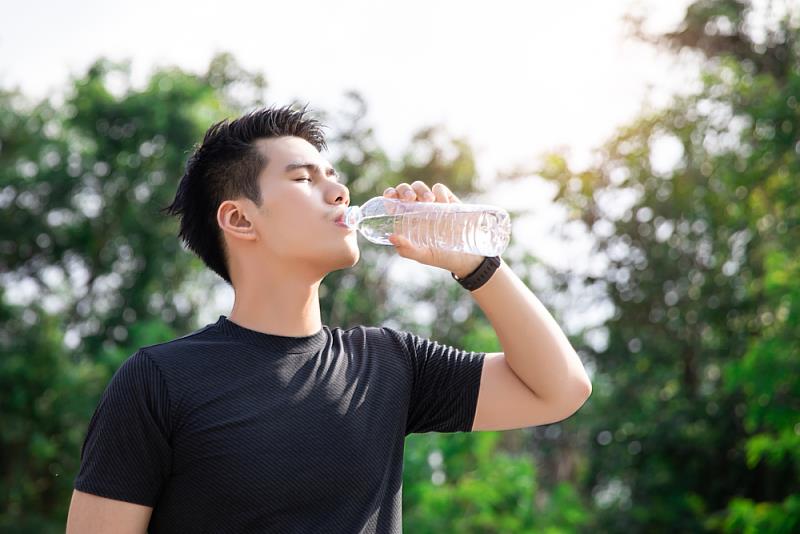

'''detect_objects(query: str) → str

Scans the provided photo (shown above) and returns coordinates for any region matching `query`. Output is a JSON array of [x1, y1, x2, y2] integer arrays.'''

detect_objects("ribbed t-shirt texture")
[[74, 315, 486, 533]]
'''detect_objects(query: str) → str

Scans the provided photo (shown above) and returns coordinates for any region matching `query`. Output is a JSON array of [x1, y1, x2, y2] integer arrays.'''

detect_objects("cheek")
[[257, 203, 319, 253]]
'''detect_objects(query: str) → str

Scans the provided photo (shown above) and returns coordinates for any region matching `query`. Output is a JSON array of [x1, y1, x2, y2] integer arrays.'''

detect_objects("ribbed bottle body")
[[345, 197, 511, 256]]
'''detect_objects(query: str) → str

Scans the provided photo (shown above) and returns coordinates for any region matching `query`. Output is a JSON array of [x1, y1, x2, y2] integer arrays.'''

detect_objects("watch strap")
[[451, 256, 501, 291]]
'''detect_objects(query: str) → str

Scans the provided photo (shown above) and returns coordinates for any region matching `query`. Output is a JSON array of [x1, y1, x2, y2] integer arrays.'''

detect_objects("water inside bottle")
[[357, 206, 510, 256]]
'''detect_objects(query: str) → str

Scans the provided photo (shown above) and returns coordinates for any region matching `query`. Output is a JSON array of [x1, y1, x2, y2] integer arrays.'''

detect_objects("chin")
[[349, 250, 361, 267], [345, 244, 360, 267], [328, 243, 360, 271]]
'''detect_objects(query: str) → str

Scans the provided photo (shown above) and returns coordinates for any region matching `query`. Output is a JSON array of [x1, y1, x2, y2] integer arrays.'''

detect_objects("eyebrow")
[[285, 161, 340, 182]]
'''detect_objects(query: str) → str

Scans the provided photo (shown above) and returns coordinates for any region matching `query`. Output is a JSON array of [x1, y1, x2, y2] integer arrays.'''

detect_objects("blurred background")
[[1, 0, 798, 531]]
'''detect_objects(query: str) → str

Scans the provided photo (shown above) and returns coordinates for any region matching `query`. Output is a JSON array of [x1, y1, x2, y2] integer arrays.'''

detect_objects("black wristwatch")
[[451, 256, 501, 291]]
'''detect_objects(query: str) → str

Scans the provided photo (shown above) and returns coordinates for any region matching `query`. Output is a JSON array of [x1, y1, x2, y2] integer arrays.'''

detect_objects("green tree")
[[537, 1, 800, 531]]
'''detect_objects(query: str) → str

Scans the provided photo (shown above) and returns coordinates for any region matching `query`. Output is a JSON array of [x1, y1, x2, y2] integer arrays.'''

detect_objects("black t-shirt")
[[74, 315, 485, 533]]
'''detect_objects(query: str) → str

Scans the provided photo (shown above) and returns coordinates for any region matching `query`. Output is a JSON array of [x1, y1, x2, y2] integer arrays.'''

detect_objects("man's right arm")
[[66, 490, 153, 534], [69, 350, 170, 532]]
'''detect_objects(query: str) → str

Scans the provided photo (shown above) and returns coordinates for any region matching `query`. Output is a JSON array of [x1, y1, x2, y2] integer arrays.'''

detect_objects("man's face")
[[243, 136, 359, 274]]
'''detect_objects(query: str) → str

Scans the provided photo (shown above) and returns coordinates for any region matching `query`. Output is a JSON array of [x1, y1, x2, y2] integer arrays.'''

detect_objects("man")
[[66, 105, 592, 533]]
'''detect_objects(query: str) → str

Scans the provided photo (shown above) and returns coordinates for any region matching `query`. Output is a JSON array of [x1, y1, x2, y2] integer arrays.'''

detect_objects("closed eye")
[[286, 162, 341, 183], [294, 177, 313, 183]]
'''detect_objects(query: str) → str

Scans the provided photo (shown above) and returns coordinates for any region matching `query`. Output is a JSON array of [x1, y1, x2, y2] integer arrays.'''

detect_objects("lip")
[[334, 219, 353, 231]]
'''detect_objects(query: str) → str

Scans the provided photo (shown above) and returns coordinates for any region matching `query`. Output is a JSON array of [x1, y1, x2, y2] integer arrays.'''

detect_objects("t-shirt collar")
[[214, 315, 328, 354]]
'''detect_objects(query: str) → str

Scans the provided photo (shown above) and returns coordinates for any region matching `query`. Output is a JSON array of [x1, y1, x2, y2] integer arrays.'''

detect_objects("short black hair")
[[161, 105, 327, 285]]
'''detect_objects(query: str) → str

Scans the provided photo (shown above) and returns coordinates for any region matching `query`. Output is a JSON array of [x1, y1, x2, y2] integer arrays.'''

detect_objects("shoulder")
[[111, 324, 223, 412], [330, 323, 408, 346], [328, 324, 415, 366], [135, 322, 221, 364]]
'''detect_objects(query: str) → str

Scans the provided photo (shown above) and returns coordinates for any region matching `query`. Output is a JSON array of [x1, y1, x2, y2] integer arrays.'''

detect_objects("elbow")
[[580, 377, 592, 399], [569, 377, 592, 413], [550, 381, 592, 423]]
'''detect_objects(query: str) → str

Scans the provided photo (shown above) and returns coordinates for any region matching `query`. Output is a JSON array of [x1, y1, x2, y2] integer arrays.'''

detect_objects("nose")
[[328, 181, 350, 206]]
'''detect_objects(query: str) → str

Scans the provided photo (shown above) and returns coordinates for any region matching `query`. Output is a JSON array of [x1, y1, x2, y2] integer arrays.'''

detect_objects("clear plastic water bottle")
[[343, 196, 512, 256]]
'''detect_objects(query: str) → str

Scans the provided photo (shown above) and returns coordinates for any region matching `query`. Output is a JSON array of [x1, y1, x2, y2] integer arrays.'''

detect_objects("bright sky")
[[1, 0, 696, 337], [2, 0, 692, 174]]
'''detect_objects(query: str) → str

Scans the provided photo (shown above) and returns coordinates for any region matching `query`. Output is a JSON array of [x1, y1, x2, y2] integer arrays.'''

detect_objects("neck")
[[228, 258, 324, 337]]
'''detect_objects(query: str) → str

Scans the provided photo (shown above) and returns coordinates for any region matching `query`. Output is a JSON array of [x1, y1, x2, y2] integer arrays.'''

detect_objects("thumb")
[[388, 234, 416, 257], [388, 233, 441, 268]]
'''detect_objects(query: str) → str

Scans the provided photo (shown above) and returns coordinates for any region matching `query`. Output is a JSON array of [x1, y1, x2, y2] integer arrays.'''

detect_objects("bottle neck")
[[344, 206, 362, 229]]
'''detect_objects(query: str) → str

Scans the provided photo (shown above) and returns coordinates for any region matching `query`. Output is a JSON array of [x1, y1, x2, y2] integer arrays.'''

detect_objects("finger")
[[383, 187, 398, 198], [432, 183, 450, 203], [411, 181, 435, 202], [446, 187, 461, 203], [395, 183, 416, 201], [433, 183, 461, 203]]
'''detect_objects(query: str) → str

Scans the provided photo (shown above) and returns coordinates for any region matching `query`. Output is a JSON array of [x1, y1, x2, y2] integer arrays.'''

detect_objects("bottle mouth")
[[343, 206, 361, 229]]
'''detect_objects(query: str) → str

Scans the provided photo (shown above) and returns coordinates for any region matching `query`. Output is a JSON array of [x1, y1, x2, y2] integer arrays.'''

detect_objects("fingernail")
[[404, 191, 414, 199], [384, 187, 396, 196]]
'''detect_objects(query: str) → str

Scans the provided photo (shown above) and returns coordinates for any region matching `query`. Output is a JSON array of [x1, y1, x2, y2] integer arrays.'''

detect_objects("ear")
[[217, 200, 258, 242]]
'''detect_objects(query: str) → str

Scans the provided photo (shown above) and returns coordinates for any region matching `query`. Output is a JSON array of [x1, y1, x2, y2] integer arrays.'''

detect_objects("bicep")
[[471, 353, 583, 431], [66, 490, 153, 534]]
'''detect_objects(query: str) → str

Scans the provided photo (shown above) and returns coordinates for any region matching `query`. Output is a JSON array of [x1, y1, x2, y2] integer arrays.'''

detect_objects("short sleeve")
[[74, 349, 172, 506], [394, 329, 485, 435]]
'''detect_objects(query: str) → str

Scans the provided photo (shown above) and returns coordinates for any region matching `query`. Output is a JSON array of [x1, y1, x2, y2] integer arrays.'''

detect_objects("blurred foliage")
[[537, 0, 800, 531]]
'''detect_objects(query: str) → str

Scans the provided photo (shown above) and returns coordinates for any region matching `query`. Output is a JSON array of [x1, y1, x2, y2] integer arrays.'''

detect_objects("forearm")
[[467, 258, 592, 402]]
